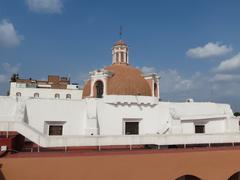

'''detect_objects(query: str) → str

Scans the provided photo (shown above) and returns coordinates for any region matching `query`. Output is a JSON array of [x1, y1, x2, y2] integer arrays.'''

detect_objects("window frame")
[[34, 92, 39, 98], [48, 125, 63, 136], [122, 118, 142, 135], [66, 94, 71, 99], [54, 93, 60, 99], [195, 124, 205, 134]]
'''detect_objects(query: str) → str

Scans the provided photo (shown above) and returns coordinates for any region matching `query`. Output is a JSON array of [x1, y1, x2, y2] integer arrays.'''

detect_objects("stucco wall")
[[97, 100, 170, 135], [0, 96, 237, 137], [0, 97, 16, 118], [24, 99, 87, 135]]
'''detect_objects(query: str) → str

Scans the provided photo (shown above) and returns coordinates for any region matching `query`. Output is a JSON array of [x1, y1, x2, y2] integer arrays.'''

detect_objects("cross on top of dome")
[[114, 40, 127, 46], [111, 27, 129, 64]]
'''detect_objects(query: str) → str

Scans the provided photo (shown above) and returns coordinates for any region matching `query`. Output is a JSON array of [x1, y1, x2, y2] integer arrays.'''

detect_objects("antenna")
[[119, 26, 122, 40]]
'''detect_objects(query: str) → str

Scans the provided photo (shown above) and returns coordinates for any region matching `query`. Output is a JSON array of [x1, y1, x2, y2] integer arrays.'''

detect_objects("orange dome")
[[82, 64, 152, 98], [82, 80, 91, 98]]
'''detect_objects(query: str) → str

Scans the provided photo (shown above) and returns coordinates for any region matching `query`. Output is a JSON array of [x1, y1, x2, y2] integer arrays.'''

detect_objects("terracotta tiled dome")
[[82, 64, 152, 98], [82, 80, 91, 98]]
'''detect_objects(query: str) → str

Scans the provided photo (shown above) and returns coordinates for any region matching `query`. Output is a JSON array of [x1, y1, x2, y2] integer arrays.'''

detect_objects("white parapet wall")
[[0, 95, 239, 148]]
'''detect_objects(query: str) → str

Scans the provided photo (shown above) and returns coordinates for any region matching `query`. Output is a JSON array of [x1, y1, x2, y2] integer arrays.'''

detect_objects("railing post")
[[129, 144, 132, 151], [64, 137, 67, 152], [37, 134, 40, 152], [158, 145, 160, 150], [6, 122, 9, 138], [98, 145, 101, 151]]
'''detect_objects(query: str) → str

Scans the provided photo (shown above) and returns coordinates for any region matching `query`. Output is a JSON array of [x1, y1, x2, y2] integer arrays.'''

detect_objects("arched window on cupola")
[[94, 80, 104, 98]]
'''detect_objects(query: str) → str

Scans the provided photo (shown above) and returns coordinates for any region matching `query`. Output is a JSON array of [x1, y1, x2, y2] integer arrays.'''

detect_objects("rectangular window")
[[125, 122, 139, 135], [49, 125, 63, 136], [195, 125, 205, 134]]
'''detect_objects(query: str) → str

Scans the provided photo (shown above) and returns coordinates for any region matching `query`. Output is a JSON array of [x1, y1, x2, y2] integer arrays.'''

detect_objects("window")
[[195, 125, 205, 134], [66, 94, 71, 99], [49, 125, 63, 136], [125, 122, 139, 135], [34, 93, 39, 98], [116, 52, 119, 62], [16, 92, 21, 97], [55, 93, 60, 99], [121, 52, 124, 62], [95, 80, 104, 98]]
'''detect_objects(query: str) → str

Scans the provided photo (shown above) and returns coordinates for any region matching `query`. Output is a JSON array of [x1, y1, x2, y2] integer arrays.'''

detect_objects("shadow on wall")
[[0, 164, 6, 180], [228, 171, 240, 180], [176, 175, 201, 180]]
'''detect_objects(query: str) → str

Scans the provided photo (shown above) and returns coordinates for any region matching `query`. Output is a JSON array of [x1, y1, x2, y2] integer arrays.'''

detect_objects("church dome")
[[82, 64, 152, 98]]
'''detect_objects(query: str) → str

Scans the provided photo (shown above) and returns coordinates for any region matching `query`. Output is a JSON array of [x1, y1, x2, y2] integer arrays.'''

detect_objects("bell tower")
[[112, 40, 129, 64], [112, 28, 129, 64]]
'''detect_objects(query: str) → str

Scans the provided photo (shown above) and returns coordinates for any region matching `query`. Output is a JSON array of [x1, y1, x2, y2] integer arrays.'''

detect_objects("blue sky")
[[0, 0, 240, 111]]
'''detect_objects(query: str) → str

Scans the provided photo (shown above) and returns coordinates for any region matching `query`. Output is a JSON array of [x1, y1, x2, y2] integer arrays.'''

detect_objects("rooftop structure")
[[83, 40, 159, 98], [9, 74, 83, 100]]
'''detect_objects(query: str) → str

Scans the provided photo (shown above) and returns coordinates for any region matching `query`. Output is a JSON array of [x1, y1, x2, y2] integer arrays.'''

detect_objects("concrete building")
[[0, 40, 239, 150], [9, 74, 83, 100]]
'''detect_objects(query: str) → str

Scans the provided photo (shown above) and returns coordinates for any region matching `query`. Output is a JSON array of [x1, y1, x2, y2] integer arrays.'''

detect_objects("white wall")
[[0, 96, 17, 121], [24, 98, 87, 135], [206, 119, 225, 133], [0, 95, 237, 138], [170, 102, 233, 117], [181, 122, 194, 134], [97, 99, 169, 135], [9, 82, 83, 100], [181, 119, 226, 134]]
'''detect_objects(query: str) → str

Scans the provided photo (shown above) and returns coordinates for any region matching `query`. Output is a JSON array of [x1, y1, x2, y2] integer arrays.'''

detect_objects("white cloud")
[[0, 74, 6, 83], [186, 42, 232, 59], [214, 53, 240, 72], [0, 19, 23, 48], [157, 68, 240, 109], [140, 66, 156, 74], [2, 62, 21, 74], [159, 69, 194, 93], [0, 63, 21, 95], [211, 74, 240, 82], [26, 0, 63, 14], [0, 63, 20, 83]]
